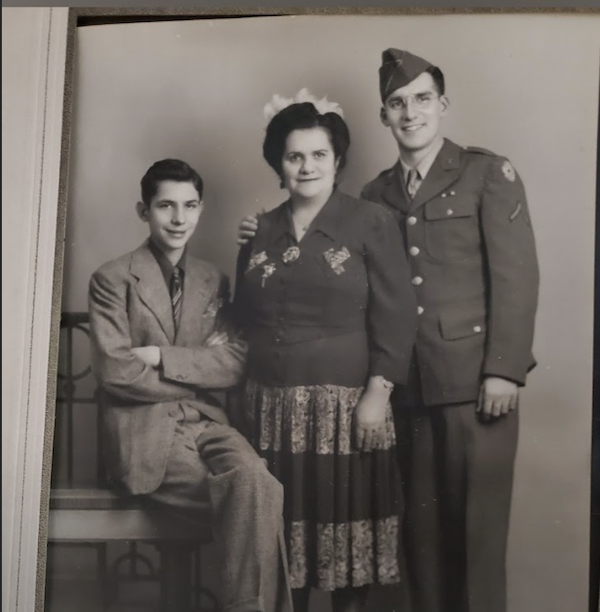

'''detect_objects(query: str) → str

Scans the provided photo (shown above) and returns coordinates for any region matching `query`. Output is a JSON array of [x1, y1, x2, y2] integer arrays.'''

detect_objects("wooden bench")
[[46, 313, 218, 612]]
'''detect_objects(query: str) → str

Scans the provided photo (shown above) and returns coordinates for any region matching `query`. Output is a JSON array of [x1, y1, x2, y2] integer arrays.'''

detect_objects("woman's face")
[[281, 127, 339, 201]]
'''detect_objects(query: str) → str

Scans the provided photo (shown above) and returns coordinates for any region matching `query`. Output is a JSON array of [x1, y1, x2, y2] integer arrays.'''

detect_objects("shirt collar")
[[398, 135, 445, 181], [148, 239, 187, 287]]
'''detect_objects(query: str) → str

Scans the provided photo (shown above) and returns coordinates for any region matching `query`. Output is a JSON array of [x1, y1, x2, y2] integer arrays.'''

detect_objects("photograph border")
[[2, 6, 598, 612]]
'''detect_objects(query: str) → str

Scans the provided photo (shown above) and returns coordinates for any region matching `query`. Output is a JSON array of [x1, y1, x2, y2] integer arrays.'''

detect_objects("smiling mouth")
[[166, 230, 187, 237], [402, 124, 424, 132]]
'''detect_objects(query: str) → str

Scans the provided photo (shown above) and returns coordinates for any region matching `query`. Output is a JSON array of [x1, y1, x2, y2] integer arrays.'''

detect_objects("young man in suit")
[[89, 158, 292, 612], [237, 50, 539, 612]]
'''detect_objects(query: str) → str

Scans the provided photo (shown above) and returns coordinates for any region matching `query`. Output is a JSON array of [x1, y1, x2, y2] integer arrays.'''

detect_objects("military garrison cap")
[[379, 48, 435, 102]]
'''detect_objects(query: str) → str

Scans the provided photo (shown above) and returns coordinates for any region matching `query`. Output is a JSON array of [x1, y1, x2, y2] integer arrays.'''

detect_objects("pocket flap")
[[425, 198, 476, 221], [439, 308, 486, 340]]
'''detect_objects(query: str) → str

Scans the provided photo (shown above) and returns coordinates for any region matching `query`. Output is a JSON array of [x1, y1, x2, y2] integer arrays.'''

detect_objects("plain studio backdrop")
[[56, 13, 598, 612]]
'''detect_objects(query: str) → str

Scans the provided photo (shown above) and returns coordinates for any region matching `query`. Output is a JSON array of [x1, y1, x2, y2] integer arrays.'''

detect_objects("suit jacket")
[[361, 138, 539, 406], [88, 241, 247, 495]]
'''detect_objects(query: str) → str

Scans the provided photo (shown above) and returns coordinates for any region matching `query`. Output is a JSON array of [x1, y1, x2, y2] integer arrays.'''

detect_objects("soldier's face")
[[381, 72, 448, 155]]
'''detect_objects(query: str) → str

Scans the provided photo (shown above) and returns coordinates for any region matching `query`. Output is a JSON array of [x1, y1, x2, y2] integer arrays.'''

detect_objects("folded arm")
[[160, 274, 248, 389], [89, 269, 196, 404]]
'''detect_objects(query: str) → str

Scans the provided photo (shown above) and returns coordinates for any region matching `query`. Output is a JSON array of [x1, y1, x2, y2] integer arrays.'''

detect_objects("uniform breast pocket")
[[424, 198, 481, 261]]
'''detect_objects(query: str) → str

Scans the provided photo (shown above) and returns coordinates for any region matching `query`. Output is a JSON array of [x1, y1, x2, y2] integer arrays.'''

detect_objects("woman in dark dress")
[[234, 91, 417, 612]]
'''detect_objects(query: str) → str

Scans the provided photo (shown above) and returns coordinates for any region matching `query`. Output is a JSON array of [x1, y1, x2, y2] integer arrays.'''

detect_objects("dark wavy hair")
[[263, 102, 351, 179], [140, 158, 204, 205]]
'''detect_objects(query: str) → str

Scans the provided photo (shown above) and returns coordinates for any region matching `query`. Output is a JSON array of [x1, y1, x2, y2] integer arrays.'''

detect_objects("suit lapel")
[[410, 139, 462, 211], [380, 162, 411, 214], [175, 257, 212, 346], [130, 243, 176, 343]]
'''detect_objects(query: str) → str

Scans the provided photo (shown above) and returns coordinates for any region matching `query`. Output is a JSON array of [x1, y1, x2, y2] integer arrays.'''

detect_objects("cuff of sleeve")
[[482, 364, 528, 387], [161, 345, 206, 383], [370, 357, 411, 386]]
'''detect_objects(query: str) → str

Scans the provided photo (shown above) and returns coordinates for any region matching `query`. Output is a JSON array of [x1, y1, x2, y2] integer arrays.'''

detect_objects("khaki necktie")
[[406, 168, 419, 199], [171, 267, 183, 330]]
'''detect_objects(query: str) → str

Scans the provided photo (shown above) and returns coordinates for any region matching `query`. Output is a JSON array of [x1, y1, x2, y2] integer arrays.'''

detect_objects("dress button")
[[407, 216, 417, 226], [441, 193, 447, 198], [446, 209, 454, 216], [412, 276, 423, 286], [450, 190, 456, 196], [409, 246, 420, 256], [417, 306, 424, 315], [473, 325, 482, 333]]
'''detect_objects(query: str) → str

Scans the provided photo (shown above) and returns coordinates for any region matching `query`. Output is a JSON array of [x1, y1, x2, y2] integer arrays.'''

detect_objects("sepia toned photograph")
[[32, 11, 599, 612]]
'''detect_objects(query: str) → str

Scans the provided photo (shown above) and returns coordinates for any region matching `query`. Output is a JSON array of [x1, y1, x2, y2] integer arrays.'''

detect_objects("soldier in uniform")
[[237, 49, 539, 612], [359, 49, 540, 612]]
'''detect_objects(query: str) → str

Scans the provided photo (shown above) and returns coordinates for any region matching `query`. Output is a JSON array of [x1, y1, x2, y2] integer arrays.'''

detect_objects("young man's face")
[[380, 71, 448, 156], [137, 180, 203, 262]]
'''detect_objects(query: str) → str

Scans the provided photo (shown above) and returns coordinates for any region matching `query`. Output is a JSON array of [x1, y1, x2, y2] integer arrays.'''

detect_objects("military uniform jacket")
[[361, 138, 539, 406], [88, 241, 247, 495]]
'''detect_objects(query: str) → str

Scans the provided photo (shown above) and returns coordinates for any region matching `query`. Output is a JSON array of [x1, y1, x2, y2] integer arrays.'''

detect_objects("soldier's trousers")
[[393, 367, 518, 612], [147, 413, 293, 612]]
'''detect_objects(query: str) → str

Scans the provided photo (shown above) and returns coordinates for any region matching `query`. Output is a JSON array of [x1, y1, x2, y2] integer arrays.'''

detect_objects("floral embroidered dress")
[[234, 189, 417, 590]]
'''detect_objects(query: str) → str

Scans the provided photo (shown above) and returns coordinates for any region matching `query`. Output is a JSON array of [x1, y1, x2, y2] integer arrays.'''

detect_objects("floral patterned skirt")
[[243, 380, 403, 591]]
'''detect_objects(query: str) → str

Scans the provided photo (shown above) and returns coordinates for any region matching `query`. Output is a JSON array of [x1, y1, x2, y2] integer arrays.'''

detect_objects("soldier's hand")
[[353, 392, 387, 452], [237, 215, 259, 245], [477, 376, 519, 422]]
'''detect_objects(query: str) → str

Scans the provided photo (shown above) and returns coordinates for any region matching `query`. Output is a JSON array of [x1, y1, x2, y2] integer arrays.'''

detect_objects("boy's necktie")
[[171, 267, 183, 329]]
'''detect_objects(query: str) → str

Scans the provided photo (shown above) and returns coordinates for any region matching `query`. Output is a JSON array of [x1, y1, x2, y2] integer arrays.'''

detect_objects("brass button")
[[417, 306, 424, 315], [412, 276, 423, 286], [407, 216, 417, 226], [473, 325, 482, 333], [409, 246, 420, 256]]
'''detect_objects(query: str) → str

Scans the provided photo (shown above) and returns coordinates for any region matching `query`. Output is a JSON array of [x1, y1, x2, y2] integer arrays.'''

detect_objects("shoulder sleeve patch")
[[501, 159, 516, 182]]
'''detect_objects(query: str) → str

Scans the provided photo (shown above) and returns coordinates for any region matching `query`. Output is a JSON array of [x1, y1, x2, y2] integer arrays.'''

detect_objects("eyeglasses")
[[386, 93, 439, 111]]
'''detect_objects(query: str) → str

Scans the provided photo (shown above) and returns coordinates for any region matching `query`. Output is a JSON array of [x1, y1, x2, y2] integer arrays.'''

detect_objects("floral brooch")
[[246, 250, 268, 273], [323, 247, 350, 275], [282, 246, 300, 264], [261, 263, 276, 288]]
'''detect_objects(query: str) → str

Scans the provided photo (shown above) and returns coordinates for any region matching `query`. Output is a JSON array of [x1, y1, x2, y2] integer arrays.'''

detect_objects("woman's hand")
[[353, 376, 394, 452], [237, 215, 259, 245], [131, 345, 161, 368], [206, 331, 229, 347]]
